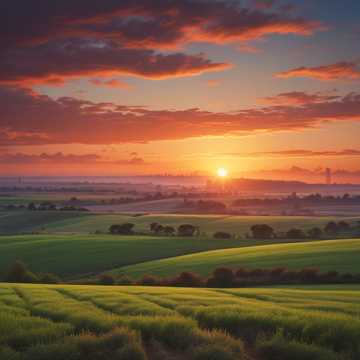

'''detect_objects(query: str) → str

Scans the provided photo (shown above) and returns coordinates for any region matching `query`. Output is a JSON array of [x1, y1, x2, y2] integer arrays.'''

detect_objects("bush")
[[207, 267, 235, 287], [140, 274, 160, 286], [4, 260, 39, 283], [177, 224, 198, 237], [169, 272, 203, 287], [117, 275, 134, 285], [250, 224, 275, 239], [109, 223, 135, 235], [39, 273, 61, 284], [213, 232, 231, 239], [98, 274, 115, 285]]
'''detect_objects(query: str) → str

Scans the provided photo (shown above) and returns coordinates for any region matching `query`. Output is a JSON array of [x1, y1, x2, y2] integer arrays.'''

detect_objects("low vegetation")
[[0, 283, 359, 359]]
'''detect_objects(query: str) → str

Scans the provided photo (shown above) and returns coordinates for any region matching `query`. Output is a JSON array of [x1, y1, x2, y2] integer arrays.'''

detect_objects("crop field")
[[0, 283, 359, 360], [2, 210, 359, 236], [117, 238, 360, 278]]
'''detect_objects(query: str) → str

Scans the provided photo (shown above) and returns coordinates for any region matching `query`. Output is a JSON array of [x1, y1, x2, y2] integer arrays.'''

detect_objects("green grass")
[[0, 233, 266, 278], [116, 238, 360, 278], [0, 283, 359, 359]]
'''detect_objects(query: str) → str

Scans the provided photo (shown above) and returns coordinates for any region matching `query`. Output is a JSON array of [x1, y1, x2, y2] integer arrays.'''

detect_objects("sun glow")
[[217, 167, 228, 177]]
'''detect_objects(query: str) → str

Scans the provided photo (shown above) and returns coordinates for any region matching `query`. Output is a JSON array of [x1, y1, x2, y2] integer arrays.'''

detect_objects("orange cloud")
[[277, 61, 360, 81], [89, 78, 132, 89], [1, 87, 360, 146], [259, 91, 339, 105]]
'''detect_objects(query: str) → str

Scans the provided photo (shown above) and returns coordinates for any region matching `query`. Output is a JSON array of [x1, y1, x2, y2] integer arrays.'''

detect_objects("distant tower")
[[325, 168, 332, 185]]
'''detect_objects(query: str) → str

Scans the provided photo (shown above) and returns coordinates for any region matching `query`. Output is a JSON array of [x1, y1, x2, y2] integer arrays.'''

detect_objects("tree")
[[28, 202, 37, 211], [150, 222, 160, 233], [98, 274, 115, 285], [5, 260, 38, 283], [324, 221, 338, 236], [213, 231, 231, 239], [177, 224, 198, 237], [109, 223, 135, 235], [307, 227, 323, 239], [286, 228, 306, 239], [208, 267, 235, 287], [171, 272, 203, 287], [163, 226, 175, 236], [250, 224, 275, 239]]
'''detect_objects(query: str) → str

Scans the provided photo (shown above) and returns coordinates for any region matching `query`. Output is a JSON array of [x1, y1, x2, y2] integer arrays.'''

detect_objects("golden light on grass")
[[217, 167, 228, 177]]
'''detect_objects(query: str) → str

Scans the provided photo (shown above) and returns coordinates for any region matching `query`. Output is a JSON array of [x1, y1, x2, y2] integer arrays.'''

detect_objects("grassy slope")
[[0, 234, 265, 278], [117, 238, 360, 278], [0, 283, 359, 359]]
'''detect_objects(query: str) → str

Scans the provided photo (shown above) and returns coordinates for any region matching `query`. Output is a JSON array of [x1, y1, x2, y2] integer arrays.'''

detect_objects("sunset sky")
[[1, 0, 360, 181]]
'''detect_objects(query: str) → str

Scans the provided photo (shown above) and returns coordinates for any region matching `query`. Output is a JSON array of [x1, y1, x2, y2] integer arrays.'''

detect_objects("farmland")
[[117, 238, 360, 278], [1, 283, 359, 359], [1, 210, 359, 236]]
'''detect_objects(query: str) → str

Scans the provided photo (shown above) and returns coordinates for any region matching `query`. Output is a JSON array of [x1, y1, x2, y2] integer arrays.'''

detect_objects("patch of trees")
[[248, 220, 356, 240], [109, 223, 135, 235], [2, 202, 89, 212], [233, 193, 360, 207], [2, 260, 61, 284], [149, 222, 199, 237], [97, 266, 360, 287], [183, 199, 227, 213]]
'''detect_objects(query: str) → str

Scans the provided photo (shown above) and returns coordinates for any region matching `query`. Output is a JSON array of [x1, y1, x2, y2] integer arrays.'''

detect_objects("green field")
[[1, 283, 359, 359], [116, 238, 360, 278], [1, 210, 359, 236], [0, 234, 265, 278]]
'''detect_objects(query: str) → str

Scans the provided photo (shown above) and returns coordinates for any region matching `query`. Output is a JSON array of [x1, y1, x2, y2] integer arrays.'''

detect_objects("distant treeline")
[[3, 260, 359, 288], [105, 220, 360, 240], [233, 193, 360, 207], [100, 267, 360, 288], [2, 202, 89, 212]]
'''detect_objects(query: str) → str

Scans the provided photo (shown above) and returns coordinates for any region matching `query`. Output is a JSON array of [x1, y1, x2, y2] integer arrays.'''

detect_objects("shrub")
[[4, 260, 39, 283], [117, 276, 134, 285], [98, 274, 115, 285], [140, 274, 160, 286], [213, 232, 231, 239], [39, 273, 61, 284], [250, 224, 275, 239], [109, 223, 135, 235], [177, 224, 198, 237], [207, 268, 235, 287], [169, 272, 203, 287]]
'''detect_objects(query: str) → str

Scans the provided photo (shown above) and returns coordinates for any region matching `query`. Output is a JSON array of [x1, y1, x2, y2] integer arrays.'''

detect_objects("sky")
[[1, 0, 360, 182]]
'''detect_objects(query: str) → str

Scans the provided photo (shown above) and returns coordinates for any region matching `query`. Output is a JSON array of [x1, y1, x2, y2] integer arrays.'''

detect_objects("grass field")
[[1, 232, 360, 280], [0, 233, 259, 278], [0, 283, 359, 359], [1, 210, 359, 237], [116, 238, 360, 278]]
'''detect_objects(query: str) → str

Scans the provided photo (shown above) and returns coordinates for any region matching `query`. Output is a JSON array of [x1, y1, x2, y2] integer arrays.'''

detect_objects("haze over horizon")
[[1, 0, 360, 180]]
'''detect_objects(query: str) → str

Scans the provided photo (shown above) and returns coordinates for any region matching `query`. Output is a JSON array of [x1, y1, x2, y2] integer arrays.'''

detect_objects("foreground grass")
[[0, 283, 359, 359], [116, 238, 360, 278]]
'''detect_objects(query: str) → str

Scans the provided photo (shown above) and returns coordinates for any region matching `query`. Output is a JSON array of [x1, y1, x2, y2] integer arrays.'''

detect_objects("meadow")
[[0, 283, 359, 360], [116, 238, 360, 278]]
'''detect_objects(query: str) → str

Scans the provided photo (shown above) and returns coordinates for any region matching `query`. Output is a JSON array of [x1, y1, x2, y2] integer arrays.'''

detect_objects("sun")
[[217, 167, 228, 177]]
